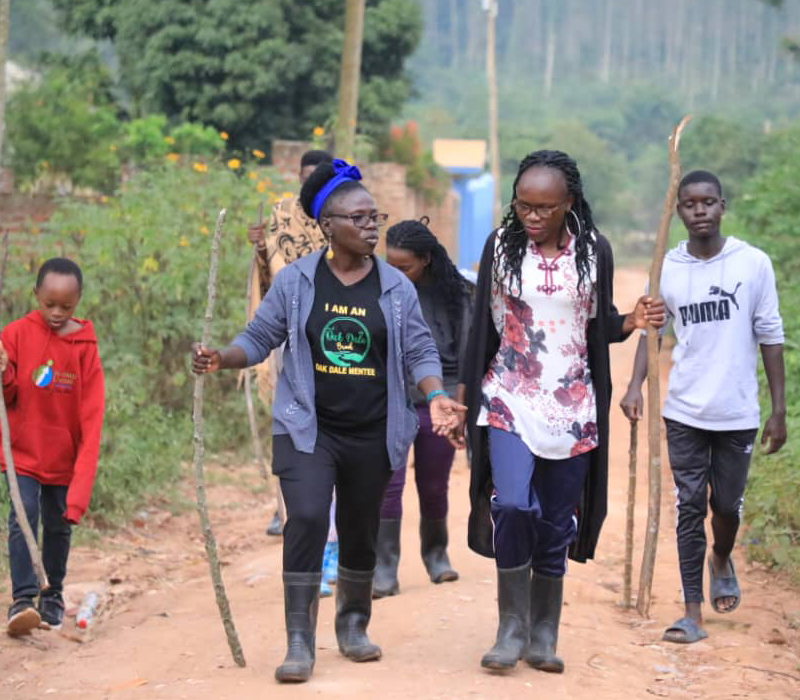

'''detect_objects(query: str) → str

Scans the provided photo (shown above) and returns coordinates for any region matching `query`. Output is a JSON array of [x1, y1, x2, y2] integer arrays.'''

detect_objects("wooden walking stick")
[[623, 419, 637, 608], [192, 208, 246, 667], [636, 115, 692, 618], [0, 231, 50, 592], [242, 204, 286, 524], [243, 202, 270, 482]]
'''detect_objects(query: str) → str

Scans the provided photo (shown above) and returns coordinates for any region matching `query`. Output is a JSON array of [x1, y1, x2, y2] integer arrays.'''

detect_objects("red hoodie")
[[1, 311, 105, 523]]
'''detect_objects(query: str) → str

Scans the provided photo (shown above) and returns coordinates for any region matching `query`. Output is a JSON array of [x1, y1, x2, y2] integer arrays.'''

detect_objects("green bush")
[[5, 56, 122, 192], [680, 116, 765, 204], [169, 122, 227, 157], [120, 114, 172, 163], [5, 54, 230, 194], [383, 120, 453, 204], [1, 159, 290, 538], [117, 118, 226, 168], [733, 121, 800, 582]]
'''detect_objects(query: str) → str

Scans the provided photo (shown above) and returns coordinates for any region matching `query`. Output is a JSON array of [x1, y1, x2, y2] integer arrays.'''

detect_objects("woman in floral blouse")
[[456, 150, 665, 674]]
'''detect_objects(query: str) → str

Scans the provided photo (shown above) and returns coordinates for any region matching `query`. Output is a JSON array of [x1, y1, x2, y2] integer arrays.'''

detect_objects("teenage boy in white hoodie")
[[620, 170, 786, 644]]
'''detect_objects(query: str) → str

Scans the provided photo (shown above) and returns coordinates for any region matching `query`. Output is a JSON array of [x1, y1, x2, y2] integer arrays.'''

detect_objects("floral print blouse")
[[477, 232, 599, 459]]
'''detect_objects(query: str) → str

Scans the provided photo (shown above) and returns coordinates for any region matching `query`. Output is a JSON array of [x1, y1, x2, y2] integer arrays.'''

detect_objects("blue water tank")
[[449, 171, 495, 271]]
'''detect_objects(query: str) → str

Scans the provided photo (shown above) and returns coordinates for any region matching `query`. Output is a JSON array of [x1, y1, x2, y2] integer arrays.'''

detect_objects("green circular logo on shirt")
[[321, 316, 371, 367]]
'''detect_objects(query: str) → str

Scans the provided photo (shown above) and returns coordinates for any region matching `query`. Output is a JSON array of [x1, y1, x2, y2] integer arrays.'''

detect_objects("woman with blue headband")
[[192, 159, 466, 684]]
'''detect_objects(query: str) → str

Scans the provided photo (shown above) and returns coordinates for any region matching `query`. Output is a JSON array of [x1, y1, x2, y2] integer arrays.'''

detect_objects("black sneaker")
[[38, 592, 65, 630], [7, 597, 41, 637]]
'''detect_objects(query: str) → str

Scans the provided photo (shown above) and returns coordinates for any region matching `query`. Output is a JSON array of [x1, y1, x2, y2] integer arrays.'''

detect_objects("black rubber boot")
[[523, 572, 565, 673], [373, 519, 401, 599], [335, 567, 382, 662], [420, 517, 459, 584], [480, 562, 531, 671], [275, 572, 320, 683]]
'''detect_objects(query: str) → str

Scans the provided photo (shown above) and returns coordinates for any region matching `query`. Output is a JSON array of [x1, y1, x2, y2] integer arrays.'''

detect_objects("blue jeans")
[[488, 428, 591, 575], [6, 474, 72, 600]]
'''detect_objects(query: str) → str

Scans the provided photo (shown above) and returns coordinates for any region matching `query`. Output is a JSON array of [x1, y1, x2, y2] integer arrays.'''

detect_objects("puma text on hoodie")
[[1, 311, 104, 523]]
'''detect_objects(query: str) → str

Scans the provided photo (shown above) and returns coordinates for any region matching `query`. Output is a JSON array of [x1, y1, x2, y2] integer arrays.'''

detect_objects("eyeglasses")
[[512, 199, 566, 219], [327, 212, 389, 229]]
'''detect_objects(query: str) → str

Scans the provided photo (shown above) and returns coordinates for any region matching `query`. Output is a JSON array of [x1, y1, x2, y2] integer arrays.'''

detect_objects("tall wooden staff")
[[192, 209, 246, 666], [0, 231, 49, 591], [636, 115, 691, 617], [243, 203, 270, 482], [623, 419, 637, 608], [243, 206, 285, 524]]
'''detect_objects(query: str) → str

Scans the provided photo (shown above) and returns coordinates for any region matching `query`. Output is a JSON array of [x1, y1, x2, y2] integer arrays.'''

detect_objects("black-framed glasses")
[[327, 212, 389, 229], [512, 199, 566, 219]]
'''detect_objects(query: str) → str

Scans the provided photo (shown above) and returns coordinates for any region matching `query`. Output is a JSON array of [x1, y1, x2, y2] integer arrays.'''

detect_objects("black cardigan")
[[460, 231, 631, 562]]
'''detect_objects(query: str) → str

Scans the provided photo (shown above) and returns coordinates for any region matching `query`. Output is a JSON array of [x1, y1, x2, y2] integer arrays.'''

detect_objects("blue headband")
[[311, 159, 363, 220]]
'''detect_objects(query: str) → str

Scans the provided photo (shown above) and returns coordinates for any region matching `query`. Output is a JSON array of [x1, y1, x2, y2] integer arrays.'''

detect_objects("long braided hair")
[[494, 150, 597, 297], [387, 217, 468, 324]]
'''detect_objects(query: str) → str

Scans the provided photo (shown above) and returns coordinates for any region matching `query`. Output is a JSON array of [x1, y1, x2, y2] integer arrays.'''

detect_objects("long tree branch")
[[637, 114, 691, 618], [623, 419, 637, 608], [243, 201, 269, 482], [192, 208, 246, 667], [0, 230, 49, 591]]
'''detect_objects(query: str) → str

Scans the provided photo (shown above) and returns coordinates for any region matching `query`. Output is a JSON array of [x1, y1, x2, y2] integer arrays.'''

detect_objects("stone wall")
[[271, 141, 308, 181], [271, 140, 460, 261]]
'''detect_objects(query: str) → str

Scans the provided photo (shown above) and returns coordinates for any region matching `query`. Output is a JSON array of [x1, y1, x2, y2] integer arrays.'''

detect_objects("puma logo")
[[709, 282, 741, 311]]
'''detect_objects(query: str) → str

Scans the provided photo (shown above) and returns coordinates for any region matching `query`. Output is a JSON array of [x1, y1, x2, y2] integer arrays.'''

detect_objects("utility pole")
[[335, 0, 366, 162], [483, 0, 501, 225]]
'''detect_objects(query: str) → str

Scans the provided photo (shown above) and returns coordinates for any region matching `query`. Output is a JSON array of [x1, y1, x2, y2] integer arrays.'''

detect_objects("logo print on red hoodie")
[[32, 360, 54, 388]]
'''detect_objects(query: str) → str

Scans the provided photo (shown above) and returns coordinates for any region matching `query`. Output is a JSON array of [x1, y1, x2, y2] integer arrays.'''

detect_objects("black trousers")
[[273, 428, 392, 573], [664, 418, 758, 603]]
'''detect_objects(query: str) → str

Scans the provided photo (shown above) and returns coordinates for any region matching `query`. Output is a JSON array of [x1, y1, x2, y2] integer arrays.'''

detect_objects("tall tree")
[[51, 0, 422, 148], [336, 0, 365, 160]]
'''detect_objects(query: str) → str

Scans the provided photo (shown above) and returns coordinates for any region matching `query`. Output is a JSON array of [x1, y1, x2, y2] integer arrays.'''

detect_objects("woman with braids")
[[372, 217, 473, 597], [192, 159, 465, 684], [456, 150, 665, 673]]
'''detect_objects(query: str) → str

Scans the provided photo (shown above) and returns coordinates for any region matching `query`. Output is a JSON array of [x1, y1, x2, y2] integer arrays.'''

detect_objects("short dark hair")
[[679, 170, 723, 198], [300, 150, 333, 169], [36, 257, 83, 292], [299, 161, 365, 220]]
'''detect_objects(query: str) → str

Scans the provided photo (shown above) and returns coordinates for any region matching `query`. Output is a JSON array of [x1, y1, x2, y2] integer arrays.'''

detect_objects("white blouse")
[[477, 231, 599, 460]]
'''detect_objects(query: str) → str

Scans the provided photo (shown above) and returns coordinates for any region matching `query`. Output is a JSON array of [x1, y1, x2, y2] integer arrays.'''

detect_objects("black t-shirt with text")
[[306, 260, 388, 432]]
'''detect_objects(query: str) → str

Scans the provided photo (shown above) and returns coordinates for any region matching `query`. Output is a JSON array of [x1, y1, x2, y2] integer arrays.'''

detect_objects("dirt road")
[[2, 268, 799, 700]]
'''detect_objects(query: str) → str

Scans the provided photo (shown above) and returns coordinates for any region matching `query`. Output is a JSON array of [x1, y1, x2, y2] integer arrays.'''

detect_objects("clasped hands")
[[429, 395, 467, 450]]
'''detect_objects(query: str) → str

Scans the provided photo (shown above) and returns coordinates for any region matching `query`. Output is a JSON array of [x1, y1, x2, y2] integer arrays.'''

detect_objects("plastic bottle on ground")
[[76, 592, 100, 629]]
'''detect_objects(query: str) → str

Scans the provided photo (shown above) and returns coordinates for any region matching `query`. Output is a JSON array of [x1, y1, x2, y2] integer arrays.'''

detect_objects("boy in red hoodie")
[[1, 258, 104, 636]]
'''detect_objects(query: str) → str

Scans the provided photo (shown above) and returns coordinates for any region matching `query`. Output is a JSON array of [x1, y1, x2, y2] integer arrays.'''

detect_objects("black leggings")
[[273, 428, 392, 573], [665, 418, 758, 604]]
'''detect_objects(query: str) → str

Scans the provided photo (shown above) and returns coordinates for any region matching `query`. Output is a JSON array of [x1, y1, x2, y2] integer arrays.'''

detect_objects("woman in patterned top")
[[456, 150, 665, 674]]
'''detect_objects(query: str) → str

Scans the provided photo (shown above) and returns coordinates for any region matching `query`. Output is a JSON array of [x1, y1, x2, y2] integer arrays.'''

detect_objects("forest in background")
[[414, 0, 799, 100], [405, 0, 800, 234]]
